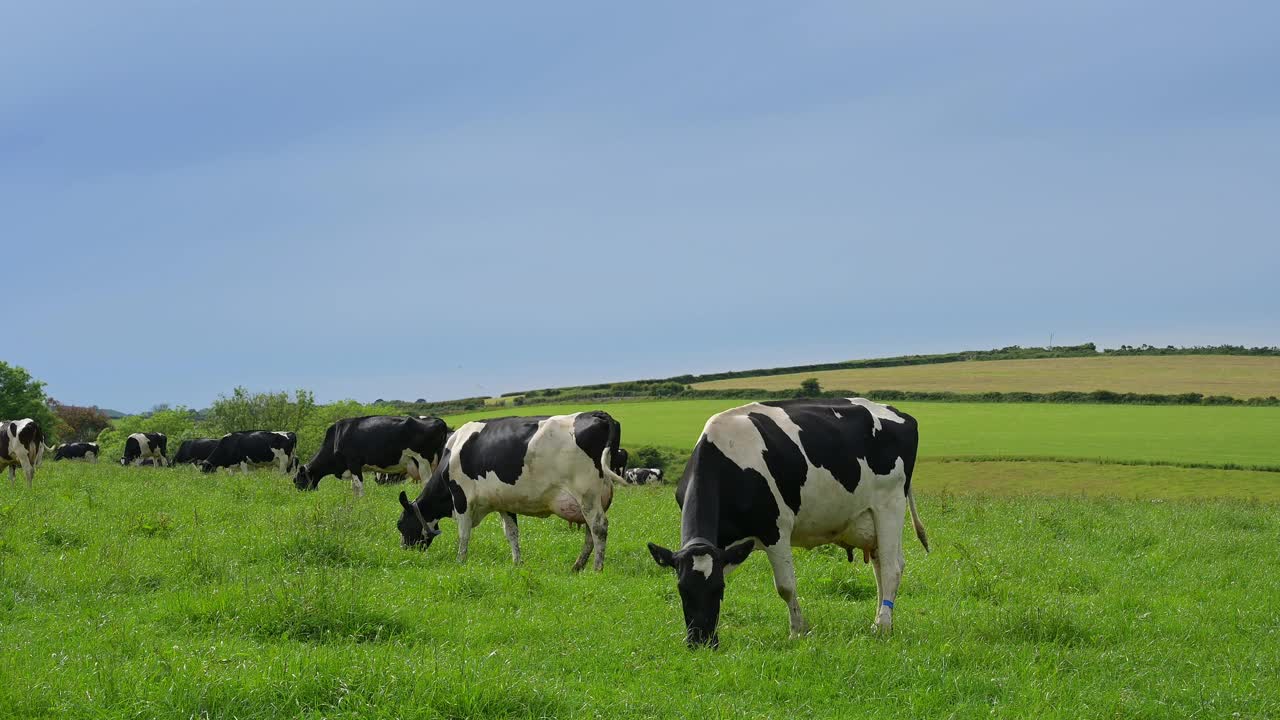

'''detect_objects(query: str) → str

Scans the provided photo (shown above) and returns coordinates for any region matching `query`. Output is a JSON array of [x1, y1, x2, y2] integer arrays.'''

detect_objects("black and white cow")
[[172, 438, 220, 466], [612, 447, 628, 477], [201, 431, 297, 474], [647, 398, 929, 647], [120, 432, 168, 466], [624, 467, 663, 485], [397, 411, 624, 572], [1, 418, 45, 486], [295, 416, 449, 496], [53, 442, 100, 463]]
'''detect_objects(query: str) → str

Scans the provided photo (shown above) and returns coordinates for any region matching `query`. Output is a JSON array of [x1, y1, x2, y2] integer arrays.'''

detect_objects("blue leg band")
[[882, 599, 894, 609]]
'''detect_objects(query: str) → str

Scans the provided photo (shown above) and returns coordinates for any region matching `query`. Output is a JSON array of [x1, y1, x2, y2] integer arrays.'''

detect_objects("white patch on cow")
[[846, 398, 904, 435], [691, 553, 714, 579]]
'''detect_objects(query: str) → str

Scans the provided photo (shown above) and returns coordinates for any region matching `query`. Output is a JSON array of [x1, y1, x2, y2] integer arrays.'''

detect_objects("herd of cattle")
[[2, 397, 927, 647]]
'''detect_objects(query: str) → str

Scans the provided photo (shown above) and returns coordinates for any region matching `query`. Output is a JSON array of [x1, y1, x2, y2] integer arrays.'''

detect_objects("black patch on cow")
[[428, 449, 462, 515], [746, 412, 807, 515], [16, 421, 39, 448], [174, 438, 219, 465], [123, 436, 140, 461], [54, 442, 96, 460], [678, 437, 782, 548], [458, 417, 544, 485], [762, 398, 918, 495], [203, 430, 294, 470], [299, 416, 449, 488], [572, 411, 619, 477]]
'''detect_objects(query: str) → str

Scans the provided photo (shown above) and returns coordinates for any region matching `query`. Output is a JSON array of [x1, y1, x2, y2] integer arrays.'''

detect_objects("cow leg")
[[8, 465, 16, 487], [350, 472, 365, 497], [584, 501, 609, 572], [764, 542, 807, 637], [455, 513, 473, 564], [501, 512, 521, 564], [22, 457, 34, 488], [406, 458, 424, 487], [571, 524, 595, 573], [871, 499, 907, 636]]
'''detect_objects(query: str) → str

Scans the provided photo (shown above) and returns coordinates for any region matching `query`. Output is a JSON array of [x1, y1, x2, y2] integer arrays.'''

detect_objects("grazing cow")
[[625, 467, 663, 485], [295, 416, 449, 496], [1, 419, 45, 486], [647, 398, 929, 647], [397, 411, 623, 572], [172, 438, 220, 466], [201, 431, 297, 474], [53, 442, 100, 463], [120, 433, 168, 466]]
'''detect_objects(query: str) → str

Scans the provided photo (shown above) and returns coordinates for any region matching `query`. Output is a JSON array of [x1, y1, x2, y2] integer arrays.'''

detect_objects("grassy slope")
[[1, 464, 1277, 718], [691, 355, 1280, 398], [443, 399, 1280, 468]]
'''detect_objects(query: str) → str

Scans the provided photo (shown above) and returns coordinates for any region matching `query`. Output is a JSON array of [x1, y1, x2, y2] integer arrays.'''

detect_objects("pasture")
[[1, 461, 1278, 718], [690, 355, 1280, 399], [444, 399, 1280, 470]]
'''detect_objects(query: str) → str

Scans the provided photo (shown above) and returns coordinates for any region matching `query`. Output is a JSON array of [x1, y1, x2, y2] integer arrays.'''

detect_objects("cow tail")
[[908, 487, 929, 553], [599, 446, 623, 487], [599, 417, 623, 488]]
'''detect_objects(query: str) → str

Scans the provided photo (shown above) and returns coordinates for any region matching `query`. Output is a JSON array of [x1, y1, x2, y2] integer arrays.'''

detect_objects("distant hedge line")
[[454, 386, 1280, 411], [499, 343, 1280, 398]]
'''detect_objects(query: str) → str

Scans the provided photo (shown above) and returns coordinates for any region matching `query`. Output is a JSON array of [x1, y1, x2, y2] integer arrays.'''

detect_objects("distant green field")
[[444, 399, 1280, 469], [691, 355, 1280, 398], [1, 463, 1276, 718]]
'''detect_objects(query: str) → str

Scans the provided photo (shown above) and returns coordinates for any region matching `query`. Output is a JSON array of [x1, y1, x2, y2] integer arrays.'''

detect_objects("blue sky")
[[4, 2, 1277, 412]]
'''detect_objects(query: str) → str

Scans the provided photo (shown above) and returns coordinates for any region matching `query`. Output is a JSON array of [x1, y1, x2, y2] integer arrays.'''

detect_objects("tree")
[[800, 378, 822, 395], [49, 400, 112, 442], [0, 362, 56, 440], [205, 387, 316, 437]]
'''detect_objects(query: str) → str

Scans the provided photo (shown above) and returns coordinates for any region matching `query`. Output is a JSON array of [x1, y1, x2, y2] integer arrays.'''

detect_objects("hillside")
[[690, 355, 1280, 399]]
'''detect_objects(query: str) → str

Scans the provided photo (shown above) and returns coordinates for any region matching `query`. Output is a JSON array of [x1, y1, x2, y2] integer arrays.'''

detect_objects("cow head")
[[293, 465, 319, 490], [648, 540, 755, 648], [397, 490, 441, 549]]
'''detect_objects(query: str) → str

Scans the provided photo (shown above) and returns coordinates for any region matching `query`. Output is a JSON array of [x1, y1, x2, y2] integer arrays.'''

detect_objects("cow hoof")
[[871, 621, 893, 637]]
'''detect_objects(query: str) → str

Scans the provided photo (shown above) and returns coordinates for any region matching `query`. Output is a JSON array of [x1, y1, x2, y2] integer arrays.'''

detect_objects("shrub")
[[49, 400, 112, 443], [800, 378, 821, 395]]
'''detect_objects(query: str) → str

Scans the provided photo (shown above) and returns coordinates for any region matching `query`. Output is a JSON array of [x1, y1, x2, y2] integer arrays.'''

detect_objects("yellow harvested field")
[[691, 355, 1280, 398]]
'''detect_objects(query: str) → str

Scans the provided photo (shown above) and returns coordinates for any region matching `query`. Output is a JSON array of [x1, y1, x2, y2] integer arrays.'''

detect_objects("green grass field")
[[444, 399, 1280, 469], [4, 399, 1279, 718], [1, 464, 1278, 718], [691, 355, 1280, 399]]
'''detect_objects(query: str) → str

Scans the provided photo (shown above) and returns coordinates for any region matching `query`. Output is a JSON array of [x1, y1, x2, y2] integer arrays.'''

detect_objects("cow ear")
[[647, 542, 676, 569], [721, 541, 755, 575], [398, 491, 412, 510]]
